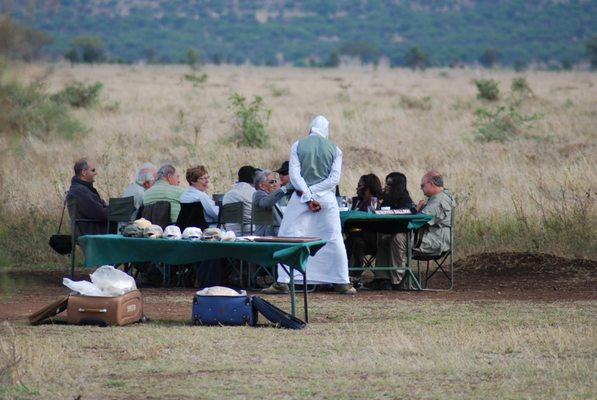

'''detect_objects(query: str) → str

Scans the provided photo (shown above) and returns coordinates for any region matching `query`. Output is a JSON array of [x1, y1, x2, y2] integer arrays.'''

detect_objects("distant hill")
[[4, 0, 596, 66]]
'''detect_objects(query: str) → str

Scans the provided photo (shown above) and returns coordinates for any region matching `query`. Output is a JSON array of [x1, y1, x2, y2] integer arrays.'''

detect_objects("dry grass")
[[0, 297, 595, 399], [0, 64, 596, 263]]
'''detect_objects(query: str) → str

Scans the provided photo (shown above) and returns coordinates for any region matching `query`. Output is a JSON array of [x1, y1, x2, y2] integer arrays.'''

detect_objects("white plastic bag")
[[63, 278, 108, 297], [90, 265, 137, 296]]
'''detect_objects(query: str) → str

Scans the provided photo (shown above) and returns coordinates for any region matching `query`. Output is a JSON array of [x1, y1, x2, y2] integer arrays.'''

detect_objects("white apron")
[[277, 191, 349, 284]]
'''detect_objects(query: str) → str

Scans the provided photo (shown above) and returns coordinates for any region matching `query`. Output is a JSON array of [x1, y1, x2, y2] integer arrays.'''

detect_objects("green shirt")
[[142, 180, 185, 223]]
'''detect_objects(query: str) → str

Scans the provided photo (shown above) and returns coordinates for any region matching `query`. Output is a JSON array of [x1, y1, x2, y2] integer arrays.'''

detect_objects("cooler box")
[[67, 289, 143, 326]]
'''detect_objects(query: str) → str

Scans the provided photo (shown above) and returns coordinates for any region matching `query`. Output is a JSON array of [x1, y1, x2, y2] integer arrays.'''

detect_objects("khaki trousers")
[[375, 233, 407, 284]]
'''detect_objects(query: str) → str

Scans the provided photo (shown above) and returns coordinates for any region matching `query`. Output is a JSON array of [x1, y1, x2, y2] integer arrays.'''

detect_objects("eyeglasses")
[[268, 180, 277, 184]]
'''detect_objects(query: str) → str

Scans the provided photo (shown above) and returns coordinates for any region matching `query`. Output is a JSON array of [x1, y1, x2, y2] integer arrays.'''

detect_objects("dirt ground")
[[1, 252, 595, 323]]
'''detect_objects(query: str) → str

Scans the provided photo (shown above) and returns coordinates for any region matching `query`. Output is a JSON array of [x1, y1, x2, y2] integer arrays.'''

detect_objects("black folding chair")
[[414, 207, 455, 291], [140, 201, 172, 229], [176, 202, 209, 231], [139, 201, 173, 285]]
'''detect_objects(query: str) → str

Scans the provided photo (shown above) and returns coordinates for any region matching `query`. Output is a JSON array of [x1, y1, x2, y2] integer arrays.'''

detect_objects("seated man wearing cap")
[[274, 160, 294, 207]]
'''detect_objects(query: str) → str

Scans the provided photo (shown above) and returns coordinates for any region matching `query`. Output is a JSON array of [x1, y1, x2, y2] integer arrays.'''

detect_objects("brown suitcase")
[[67, 290, 143, 326]]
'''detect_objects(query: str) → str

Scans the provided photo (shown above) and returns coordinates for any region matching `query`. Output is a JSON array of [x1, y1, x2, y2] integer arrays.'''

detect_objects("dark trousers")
[[345, 230, 377, 276]]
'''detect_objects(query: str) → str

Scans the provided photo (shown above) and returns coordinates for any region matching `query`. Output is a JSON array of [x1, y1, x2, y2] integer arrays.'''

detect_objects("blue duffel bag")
[[192, 294, 257, 326], [191, 289, 306, 329]]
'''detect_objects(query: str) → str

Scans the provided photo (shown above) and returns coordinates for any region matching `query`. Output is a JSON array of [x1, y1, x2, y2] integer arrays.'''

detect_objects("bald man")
[[415, 171, 456, 255]]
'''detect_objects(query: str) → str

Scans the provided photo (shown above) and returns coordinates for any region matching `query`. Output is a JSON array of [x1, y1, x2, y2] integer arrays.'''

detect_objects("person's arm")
[[421, 198, 446, 226], [288, 141, 312, 203], [307, 147, 342, 196], [77, 190, 108, 220], [255, 188, 286, 210], [200, 191, 220, 221]]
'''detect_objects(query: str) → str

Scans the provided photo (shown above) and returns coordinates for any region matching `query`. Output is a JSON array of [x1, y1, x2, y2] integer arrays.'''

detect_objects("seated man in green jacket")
[[142, 164, 185, 223], [415, 170, 456, 255]]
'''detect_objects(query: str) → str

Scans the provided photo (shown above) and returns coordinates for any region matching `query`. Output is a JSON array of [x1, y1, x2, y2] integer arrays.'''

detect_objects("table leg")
[[289, 267, 296, 317], [406, 229, 423, 290], [303, 270, 308, 323]]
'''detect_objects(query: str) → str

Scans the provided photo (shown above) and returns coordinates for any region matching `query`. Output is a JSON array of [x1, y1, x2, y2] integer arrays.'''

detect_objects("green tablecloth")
[[340, 210, 432, 233], [78, 235, 326, 274]]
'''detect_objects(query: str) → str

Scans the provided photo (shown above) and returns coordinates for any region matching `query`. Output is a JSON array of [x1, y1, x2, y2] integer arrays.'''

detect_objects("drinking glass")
[[369, 196, 378, 213]]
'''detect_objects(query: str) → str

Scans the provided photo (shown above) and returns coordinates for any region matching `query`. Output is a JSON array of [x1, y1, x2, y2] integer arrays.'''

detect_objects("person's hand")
[[308, 199, 321, 212], [416, 200, 426, 212]]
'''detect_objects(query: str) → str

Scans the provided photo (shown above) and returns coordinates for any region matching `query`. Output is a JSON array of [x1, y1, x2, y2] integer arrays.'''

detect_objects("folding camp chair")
[[247, 207, 277, 289], [139, 201, 173, 285], [218, 202, 247, 287], [140, 201, 172, 229], [176, 202, 209, 231], [212, 193, 224, 206], [414, 207, 455, 291], [106, 196, 135, 233], [174, 202, 210, 287]]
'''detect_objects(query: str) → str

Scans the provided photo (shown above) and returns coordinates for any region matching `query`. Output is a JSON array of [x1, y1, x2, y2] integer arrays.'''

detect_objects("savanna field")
[[0, 64, 595, 399]]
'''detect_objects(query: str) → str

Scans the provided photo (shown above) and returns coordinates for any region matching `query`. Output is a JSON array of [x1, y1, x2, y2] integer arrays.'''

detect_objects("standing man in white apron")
[[263, 115, 356, 295]]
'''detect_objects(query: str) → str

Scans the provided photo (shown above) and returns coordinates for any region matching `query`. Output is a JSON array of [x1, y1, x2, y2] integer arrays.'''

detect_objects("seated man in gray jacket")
[[415, 170, 456, 255], [252, 169, 287, 236]]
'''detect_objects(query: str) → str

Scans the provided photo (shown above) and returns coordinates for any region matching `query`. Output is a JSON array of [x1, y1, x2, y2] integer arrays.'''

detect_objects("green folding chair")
[[218, 202, 247, 287], [106, 196, 135, 233]]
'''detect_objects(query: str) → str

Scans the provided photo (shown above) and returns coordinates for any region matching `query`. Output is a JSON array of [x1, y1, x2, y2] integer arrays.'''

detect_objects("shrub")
[[51, 81, 102, 108], [404, 46, 429, 70], [0, 75, 85, 140], [267, 84, 289, 97], [65, 36, 105, 63], [473, 105, 540, 143], [229, 93, 271, 148], [474, 78, 500, 101], [183, 73, 207, 87], [399, 94, 431, 110], [511, 77, 531, 93]]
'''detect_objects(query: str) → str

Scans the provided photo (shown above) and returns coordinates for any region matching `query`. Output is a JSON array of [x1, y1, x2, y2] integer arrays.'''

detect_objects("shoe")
[[360, 270, 375, 285], [333, 284, 357, 295], [261, 283, 289, 294]]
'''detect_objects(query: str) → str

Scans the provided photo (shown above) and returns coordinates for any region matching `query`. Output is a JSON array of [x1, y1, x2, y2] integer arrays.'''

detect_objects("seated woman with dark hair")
[[345, 174, 382, 280], [351, 173, 383, 211], [369, 172, 416, 290]]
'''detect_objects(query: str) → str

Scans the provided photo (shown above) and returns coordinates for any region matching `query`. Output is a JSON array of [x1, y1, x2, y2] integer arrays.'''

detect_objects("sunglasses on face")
[[268, 180, 277, 184]]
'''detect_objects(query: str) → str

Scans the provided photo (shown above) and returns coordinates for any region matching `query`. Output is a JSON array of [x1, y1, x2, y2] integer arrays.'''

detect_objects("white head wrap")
[[309, 115, 329, 139]]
